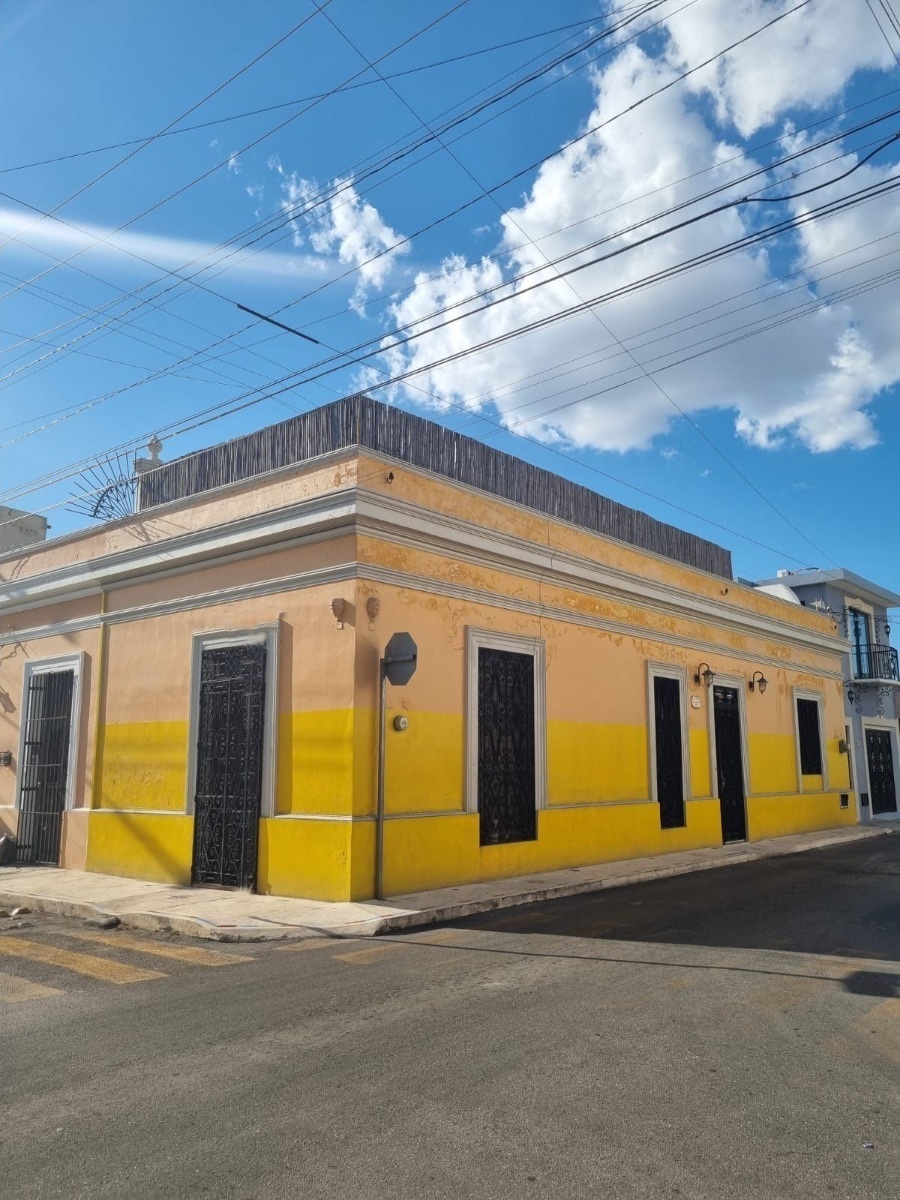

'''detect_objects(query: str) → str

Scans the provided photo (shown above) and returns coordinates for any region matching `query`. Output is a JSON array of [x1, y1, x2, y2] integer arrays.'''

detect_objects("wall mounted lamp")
[[748, 670, 768, 694], [693, 662, 714, 687], [0, 750, 11, 767]]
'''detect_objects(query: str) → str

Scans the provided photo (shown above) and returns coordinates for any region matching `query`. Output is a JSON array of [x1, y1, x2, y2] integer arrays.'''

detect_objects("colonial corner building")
[[0, 395, 878, 902]]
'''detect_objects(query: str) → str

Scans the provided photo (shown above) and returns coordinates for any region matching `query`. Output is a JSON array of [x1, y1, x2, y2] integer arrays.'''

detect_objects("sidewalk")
[[0, 824, 894, 942]]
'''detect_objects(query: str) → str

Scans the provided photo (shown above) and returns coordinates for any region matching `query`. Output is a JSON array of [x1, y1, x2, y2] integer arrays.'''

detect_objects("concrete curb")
[[364, 825, 896, 935], [0, 825, 893, 941]]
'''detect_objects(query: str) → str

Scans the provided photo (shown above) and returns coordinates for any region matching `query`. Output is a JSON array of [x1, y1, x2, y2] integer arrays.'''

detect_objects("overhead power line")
[[0, 1, 333, 253], [0, 1, 672, 399], [0, 10, 626, 176]]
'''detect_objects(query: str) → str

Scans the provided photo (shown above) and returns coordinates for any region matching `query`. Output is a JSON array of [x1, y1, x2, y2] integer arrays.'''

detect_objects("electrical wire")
[[0, 2, 333, 252], [865, 0, 900, 65], [0, 9, 632, 176]]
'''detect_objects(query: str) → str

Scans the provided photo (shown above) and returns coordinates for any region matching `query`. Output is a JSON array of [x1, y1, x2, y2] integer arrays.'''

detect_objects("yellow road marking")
[[333, 944, 406, 965], [0, 937, 165, 985], [63, 930, 253, 967], [0, 970, 62, 1004], [404, 929, 467, 945], [855, 997, 900, 1063], [278, 937, 347, 954]]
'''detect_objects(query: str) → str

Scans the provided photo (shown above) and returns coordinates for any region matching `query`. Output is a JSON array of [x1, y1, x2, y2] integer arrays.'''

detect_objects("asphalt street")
[[0, 836, 897, 1200]]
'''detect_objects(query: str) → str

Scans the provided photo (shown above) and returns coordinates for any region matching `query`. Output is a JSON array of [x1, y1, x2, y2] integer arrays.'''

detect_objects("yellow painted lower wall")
[[85, 810, 194, 884], [277, 710, 355, 815], [548, 722, 648, 802], [378, 799, 724, 896], [257, 816, 353, 901], [74, 788, 858, 899], [747, 792, 856, 840], [98, 722, 188, 811]]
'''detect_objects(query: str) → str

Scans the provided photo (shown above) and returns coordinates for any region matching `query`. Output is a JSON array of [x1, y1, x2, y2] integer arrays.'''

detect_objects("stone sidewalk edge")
[[0, 825, 894, 942]]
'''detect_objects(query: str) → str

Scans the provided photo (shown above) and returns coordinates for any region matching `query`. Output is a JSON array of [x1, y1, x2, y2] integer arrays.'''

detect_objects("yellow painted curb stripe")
[[0, 970, 62, 1004], [63, 931, 253, 967], [0, 937, 165, 985]]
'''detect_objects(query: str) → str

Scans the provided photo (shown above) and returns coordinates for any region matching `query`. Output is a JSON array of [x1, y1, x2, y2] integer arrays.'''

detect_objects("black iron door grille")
[[16, 669, 75, 865], [654, 676, 685, 828], [865, 728, 898, 815], [713, 685, 747, 843], [477, 647, 536, 845], [192, 643, 266, 889]]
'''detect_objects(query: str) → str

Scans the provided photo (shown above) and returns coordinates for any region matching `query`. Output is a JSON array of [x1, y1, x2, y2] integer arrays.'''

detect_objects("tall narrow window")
[[849, 609, 872, 678], [477, 647, 536, 845], [653, 675, 685, 829], [797, 698, 823, 776]]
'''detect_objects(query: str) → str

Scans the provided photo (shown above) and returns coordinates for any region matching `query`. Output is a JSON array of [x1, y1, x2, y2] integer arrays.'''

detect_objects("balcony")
[[852, 643, 900, 682]]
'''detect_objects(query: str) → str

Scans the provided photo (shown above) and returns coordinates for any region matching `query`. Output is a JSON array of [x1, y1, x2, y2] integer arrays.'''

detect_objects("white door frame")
[[185, 623, 280, 819], [15, 651, 86, 814], [792, 687, 828, 791], [707, 673, 751, 840], [647, 663, 690, 822], [465, 627, 546, 819]]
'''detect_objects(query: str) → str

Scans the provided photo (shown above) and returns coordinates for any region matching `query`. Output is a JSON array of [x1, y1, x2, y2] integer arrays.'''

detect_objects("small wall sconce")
[[366, 596, 381, 623], [0, 750, 11, 767], [393, 715, 409, 732], [838, 738, 849, 755], [748, 670, 768, 694], [330, 597, 345, 629], [694, 662, 714, 687]]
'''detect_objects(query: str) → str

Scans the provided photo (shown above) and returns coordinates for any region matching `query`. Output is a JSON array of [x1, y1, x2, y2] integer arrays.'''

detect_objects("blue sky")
[[2, 0, 900, 595]]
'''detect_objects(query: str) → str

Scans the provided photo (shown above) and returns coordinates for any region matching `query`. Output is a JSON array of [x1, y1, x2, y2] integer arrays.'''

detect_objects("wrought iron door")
[[191, 643, 266, 889], [16, 669, 75, 865], [865, 728, 898, 815], [477, 647, 536, 845], [654, 676, 685, 828], [713, 685, 747, 842]]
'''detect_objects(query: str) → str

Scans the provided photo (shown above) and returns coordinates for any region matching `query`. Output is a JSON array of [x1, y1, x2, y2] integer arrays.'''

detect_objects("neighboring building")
[[756, 569, 900, 823], [0, 504, 48, 553], [0, 396, 855, 901]]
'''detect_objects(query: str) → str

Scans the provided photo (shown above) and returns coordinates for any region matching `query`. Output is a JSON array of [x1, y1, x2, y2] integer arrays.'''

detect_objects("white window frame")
[[860, 716, 900, 820], [793, 687, 827, 791], [15, 651, 86, 813], [465, 627, 546, 818], [706, 672, 751, 801], [647, 663, 690, 819], [185, 623, 280, 818]]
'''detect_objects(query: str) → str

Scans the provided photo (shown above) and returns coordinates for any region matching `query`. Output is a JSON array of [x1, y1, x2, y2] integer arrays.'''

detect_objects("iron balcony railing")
[[852, 643, 900, 681]]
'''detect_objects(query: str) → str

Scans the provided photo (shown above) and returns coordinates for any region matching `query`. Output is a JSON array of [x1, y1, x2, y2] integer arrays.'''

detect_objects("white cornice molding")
[[0, 489, 358, 617], [0, 482, 842, 659], [352, 489, 844, 658]]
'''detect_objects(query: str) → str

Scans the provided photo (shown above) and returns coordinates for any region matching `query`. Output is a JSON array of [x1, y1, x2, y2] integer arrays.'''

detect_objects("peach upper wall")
[[353, 452, 838, 641], [0, 456, 361, 586]]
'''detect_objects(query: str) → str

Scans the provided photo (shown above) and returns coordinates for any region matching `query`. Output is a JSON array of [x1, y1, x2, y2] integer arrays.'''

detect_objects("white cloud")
[[664, 0, 893, 137], [360, 8, 900, 457], [226, 152, 241, 175], [276, 169, 409, 302], [0, 207, 330, 283]]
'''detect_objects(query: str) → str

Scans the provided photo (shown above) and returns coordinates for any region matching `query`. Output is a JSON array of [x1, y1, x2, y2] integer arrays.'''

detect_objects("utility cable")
[[0, 2, 333, 252], [0, 9, 629, 176]]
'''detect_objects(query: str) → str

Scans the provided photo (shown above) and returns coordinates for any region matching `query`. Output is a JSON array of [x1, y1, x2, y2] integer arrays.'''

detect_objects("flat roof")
[[137, 394, 733, 579], [755, 568, 900, 610]]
